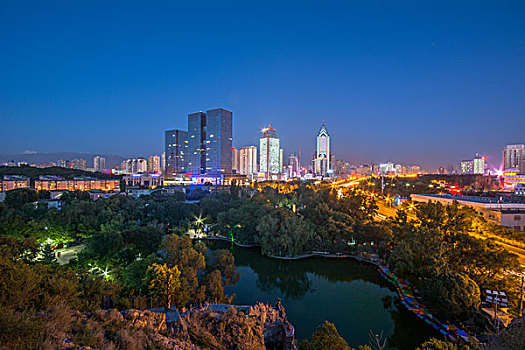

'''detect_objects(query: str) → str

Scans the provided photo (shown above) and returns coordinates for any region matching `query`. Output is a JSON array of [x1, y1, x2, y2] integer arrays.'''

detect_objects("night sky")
[[1, 1, 524, 170]]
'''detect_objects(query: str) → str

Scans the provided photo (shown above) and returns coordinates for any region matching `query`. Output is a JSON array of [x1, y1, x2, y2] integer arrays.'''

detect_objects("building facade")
[[503, 144, 525, 174], [148, 155, 161, 173], [232, 147, 240, 174], [461, 160, 474, 174], [205, 108, 233, 175], [239, 146, 258, 177], [188, 112, 207, 175], [259, 125, 281, 179], [287, 153, 301, 178], [313, 123, 331, 176], [0, 175, 30, 192], [473, 155, 485, 175], [35, 175, 120, 191], [122, 158, 147, 174], [124, 173, 163, 188], [411, 194, 525, 232], [165, 129, 188, 178], [93, 156, 106, 172]]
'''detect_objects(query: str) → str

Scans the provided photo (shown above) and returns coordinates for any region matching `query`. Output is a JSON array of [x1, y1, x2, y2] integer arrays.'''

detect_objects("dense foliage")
[[0, 179, 523, 348]]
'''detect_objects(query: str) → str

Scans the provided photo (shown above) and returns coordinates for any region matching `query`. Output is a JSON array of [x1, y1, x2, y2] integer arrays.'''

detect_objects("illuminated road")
[[331, 179, 525, 267]]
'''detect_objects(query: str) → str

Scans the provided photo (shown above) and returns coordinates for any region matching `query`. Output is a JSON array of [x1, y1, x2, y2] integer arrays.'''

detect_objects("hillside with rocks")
[[60, 301, 297, 350]]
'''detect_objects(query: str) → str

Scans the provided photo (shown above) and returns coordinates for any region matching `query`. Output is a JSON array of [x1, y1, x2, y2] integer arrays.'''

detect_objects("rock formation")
[[61, 300, 297, 350]]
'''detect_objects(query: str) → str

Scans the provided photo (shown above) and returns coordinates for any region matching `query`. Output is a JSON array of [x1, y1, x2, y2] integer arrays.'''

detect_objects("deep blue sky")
[[1, 1, 524, 170]]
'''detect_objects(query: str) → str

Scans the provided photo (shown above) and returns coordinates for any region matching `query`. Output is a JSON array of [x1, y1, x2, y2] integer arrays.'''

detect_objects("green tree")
[[419, 273, 480, 322], [148, 263, 181, 309], [299, 321, 351, 350], [4, 188, 37, 209]]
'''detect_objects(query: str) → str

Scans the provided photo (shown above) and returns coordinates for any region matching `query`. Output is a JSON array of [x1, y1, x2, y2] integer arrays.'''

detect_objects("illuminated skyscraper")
[[473, 155, 486, 175], [259, 124, 280, 179], [188, 112, 207, 175], [313, 122, 331, 176], [93, 156, 105, 172], [461, 160, 473, 174], [205, 108, 233, 175], [239, 146, 258, 178], [188, 108, 233, 176], [165, 129, 188, 177], [148, 154, 161, 173], [503, 144, 525, 174]]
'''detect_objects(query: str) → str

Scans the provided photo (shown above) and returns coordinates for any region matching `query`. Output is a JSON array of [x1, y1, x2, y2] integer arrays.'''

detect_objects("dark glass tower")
[[164, 129, 188, 177], [187, 112, 207, 175], [206, 108, 233, 175]]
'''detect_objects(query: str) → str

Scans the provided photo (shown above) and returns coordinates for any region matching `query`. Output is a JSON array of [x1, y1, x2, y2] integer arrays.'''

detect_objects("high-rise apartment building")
[[93, 156, 105, 172], [71, 159, 87, 171], [503, 144, 525, 174], [259, 124, 281, 179], [165, 129, 188, 177], [123, 158, 147, 174], [473, 155, 485, 175], [239, 146, 258, 177], [148, 155, 161, 173], [232, 147, 240, 174], [313, 122, 331, 176], [287, 153, 301, 178], [461, 160, 474, 174]]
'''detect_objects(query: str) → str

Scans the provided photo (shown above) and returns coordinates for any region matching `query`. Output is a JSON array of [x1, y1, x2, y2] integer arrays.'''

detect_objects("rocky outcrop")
[[62, 300, 297, 350]]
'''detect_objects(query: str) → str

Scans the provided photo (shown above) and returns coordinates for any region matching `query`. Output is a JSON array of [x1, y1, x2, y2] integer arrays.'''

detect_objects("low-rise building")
[[0, 175, 30, 192], [35, 175, 120, 191], [123, 173, 163, 188], [411, 193, 525, 232]]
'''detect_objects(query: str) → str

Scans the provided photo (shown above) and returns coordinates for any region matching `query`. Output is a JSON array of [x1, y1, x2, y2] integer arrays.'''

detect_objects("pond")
[[208, 241, 440, 349]]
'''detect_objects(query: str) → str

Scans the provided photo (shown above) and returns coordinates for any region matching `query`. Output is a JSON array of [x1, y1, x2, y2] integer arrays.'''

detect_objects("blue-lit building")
[[187, 108, 232, 177], [165, 129, 188, 178], [187, 112, 207, 175], [205, 108, 233, 175]]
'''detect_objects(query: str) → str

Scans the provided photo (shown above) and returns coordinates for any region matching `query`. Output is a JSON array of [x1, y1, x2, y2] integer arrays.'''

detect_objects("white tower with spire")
[[313, 122, 331, 176]]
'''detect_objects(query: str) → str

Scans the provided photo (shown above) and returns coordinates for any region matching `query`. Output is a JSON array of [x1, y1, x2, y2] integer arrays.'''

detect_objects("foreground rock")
[[62, 300, 297, 350]]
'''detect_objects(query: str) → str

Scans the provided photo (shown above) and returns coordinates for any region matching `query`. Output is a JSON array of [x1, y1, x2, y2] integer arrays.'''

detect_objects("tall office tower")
[[473, 155, 486, 175], [288, 153, 300, 178], [148, 154, 161, 173], [188, 112, 207, 175], [503, 144, 525, 173], [239, 146, 258, 177], [313, 122, 331, 176], [461, 160, 474, 174], [93, 156, 106, 172], [259, 124, 281, 179], [161, 152, 166, 172], [165, 129, 188, 177], [205, 108, 233, 175], [232, 147, 240, 174]]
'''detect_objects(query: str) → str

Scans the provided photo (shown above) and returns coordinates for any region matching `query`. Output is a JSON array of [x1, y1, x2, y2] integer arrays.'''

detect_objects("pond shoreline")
[[195, 235, 381, 264]]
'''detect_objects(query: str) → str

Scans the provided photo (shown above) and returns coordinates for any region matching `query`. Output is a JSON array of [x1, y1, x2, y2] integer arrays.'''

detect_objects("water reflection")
[[209, 242, 439, 349]]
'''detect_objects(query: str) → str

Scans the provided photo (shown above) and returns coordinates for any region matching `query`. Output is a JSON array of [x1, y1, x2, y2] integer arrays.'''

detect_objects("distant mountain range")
[[0, 152, 125, 169]]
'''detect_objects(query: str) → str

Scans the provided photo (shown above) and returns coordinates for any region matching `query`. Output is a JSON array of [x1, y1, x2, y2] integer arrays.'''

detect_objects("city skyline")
[[1, 1, 524, 170]]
